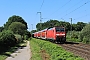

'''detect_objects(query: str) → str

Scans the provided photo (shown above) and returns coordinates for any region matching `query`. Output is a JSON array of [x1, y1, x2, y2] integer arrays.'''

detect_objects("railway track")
[[58, 42, 90, 60]]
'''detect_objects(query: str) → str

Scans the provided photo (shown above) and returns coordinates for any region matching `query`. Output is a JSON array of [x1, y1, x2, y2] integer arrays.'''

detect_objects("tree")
[[4, 15, 28, 30], [0, 26, 4, 32], [36, 23, 43, 31], [36, 20, 71, 32], [80, 23, 90, 43], [36, 20, 59, 31], [24, 30, 31, 40], [72, 24, 77, 31], [0, 30, 16, 47], [8, 22, 26, 36], [36, 20, 86, 32], [59, 21, 71, 31], [31, 30, 37, 33], [76, 22, 86, 31]]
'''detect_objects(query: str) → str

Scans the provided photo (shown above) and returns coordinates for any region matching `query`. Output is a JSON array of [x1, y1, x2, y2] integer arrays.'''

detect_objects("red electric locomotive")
[[46, 27, 66, 42]]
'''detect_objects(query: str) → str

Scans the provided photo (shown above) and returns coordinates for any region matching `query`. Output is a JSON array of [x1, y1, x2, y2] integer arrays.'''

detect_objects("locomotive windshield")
[[56, 27, 65, 32]]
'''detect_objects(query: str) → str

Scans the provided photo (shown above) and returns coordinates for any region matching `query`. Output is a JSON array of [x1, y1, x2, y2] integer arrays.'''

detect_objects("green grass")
[[0, 46, 17, 60], [0, 55, 7, 60], [30, 38, 84, 60], [30, 39, 42, 60]]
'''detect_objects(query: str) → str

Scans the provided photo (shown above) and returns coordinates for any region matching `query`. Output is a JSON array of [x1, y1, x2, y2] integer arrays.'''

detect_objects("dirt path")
[[5, 41, 31, 60]]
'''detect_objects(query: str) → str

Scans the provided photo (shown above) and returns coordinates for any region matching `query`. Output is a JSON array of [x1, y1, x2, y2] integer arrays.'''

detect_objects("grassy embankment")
[[30, 38, 43, 60], [30, 38, 83, 60]]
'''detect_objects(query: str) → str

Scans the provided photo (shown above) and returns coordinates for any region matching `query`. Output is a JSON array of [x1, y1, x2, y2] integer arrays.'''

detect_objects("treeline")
[[0, 15, 30, 47], [35, 20, 86, 32]]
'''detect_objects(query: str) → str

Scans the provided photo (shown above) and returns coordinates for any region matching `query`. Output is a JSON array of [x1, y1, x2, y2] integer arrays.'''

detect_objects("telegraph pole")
[[70, 18, 72, 40], [37, 12, 42, 30]]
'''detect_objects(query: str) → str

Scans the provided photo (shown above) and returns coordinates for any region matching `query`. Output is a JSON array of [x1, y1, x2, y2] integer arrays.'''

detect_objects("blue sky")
[[0, 0, 90, 31]]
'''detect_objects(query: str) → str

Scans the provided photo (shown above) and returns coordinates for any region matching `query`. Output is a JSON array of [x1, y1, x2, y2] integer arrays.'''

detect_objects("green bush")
[[80, 24, 90, 44], [71, 31, 79, 39], [24, 30, 31, 40], [24, 35, 28, 40], [0, 30, 16, 47], [14, 34, 22, 43], [66, 31, 81, 42]]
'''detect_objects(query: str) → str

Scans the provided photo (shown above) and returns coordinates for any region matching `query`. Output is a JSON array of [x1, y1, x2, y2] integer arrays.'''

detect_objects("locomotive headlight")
[[62, 34, 65, 35], [63, 36, 65, 37], [56, 34, 65, 36], [56, 34, 60, 36]]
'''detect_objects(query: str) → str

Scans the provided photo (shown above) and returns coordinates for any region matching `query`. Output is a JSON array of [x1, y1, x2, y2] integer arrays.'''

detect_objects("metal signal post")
[[70, 18, 72, 40], [37, 12, 42, 30]]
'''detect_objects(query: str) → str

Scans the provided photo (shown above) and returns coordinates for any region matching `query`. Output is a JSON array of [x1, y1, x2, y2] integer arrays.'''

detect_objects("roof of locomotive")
[[47, 26, 65, 30], [40, 28, 48, 32]]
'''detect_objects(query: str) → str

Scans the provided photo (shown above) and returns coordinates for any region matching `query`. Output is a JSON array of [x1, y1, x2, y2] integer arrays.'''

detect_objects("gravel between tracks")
[[5, 41, 31, 60]]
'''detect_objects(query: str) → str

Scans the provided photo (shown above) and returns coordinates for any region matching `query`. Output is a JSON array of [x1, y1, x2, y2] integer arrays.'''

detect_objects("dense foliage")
[[4, 15, 28, 30], [24, 30, 31, 40], [36, 20, 59, 31], [66, 23, 90, 44], [0, 15, 30, 47], [9, 22, 26, 36], [66, 31, 81, 42], [0, 15, 30, 60], [0, 26, 4, 32], [0, 15, 29, 47], [72, 22, 86, 31], [14, 34, 22, 43], [0, 30, 16, 47], [31, 30, 37, 33], [36, 20, 86, 32], [80, 23, 90, 44]]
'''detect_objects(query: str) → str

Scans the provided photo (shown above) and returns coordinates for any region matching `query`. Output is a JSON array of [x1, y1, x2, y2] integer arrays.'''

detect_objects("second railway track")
[[58, 42, 90, 60]]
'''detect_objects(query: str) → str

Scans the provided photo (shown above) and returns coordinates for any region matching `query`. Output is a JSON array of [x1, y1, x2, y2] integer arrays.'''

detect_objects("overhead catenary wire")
[[75, 13, 90, 20], [56, 0, 84, 19], [49, 0, 72, 16], [37, 0, 44, 25], [39, 0, 44, 11], [62, 0, 90, 18], [64, 0, 84, 14], [37, 0, 90, 24]]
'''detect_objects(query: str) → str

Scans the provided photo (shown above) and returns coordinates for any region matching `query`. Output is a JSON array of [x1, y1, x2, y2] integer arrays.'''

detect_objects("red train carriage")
[[37, 31, 41, 38], [46, 27, 66, 42], [34, 32, 38, 38], [41, 29, 47, 39], [33, 31, 42, 38]]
